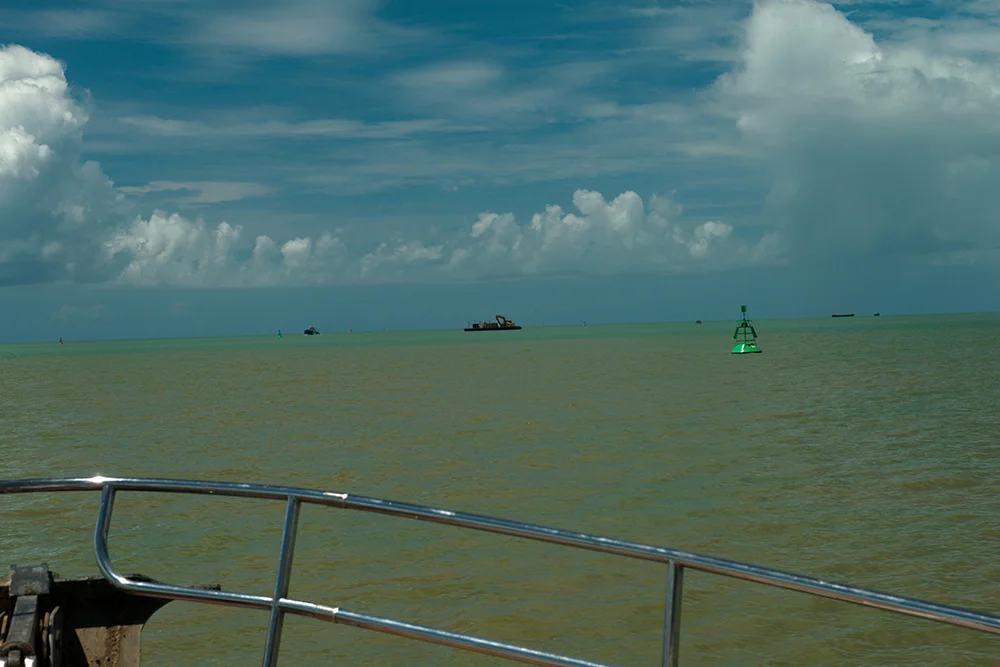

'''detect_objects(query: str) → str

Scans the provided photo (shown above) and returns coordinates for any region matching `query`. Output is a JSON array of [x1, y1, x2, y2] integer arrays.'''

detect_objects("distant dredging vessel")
[[464, 315, 522, 332]]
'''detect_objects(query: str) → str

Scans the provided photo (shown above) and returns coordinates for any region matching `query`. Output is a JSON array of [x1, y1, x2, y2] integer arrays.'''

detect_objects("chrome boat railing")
[[1, 476, 997, 667]]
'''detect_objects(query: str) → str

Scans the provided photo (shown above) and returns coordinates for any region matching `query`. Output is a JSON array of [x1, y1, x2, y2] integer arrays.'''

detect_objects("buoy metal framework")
[[732, 305, 762, 354]]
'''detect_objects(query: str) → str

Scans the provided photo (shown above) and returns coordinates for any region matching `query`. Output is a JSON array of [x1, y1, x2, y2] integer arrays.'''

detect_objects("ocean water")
[[1, 314, 998, 666]]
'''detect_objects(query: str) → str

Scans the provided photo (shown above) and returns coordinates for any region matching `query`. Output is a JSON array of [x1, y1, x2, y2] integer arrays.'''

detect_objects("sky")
[[2, 0, 1000, 341]]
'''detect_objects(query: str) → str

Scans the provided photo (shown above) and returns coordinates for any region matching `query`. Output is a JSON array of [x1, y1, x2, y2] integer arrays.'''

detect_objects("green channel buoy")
[[731, 305, 762, 354]]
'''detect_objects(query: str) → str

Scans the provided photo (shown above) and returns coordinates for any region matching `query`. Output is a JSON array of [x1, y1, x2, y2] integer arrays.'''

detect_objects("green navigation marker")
[[731, 304, 762, 354]]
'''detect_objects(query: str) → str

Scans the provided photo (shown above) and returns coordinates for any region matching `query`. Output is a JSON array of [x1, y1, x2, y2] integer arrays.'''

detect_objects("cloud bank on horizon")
[[0, 40, 751, 287], [2, 0, 1000, 288]]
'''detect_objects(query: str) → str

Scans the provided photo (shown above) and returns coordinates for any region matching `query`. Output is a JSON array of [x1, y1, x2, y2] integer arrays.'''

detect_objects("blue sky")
[[1, 0, 1000, 341]]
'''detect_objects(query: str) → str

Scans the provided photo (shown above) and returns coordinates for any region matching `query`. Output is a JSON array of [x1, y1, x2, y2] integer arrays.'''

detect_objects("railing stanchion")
[[262, 495, 301, 667], [662, 560, 683, 667]]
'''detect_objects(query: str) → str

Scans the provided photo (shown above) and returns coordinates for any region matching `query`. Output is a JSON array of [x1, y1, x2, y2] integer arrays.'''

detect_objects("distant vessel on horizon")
[[465, 315, 522, 332], [832, 313, 855, 318], [304, 325, 321, 335]]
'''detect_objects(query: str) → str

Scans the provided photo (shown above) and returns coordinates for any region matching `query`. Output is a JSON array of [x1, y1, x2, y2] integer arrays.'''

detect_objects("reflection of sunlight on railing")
[[2, 476, 999, 667]]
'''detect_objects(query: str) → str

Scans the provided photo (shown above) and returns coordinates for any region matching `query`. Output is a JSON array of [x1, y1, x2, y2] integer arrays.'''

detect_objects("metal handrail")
[[1, 476, 998, 667]]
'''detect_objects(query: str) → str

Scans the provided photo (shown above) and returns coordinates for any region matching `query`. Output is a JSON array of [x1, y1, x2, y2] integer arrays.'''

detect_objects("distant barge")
[[831, 313, 855, 318], [465, 315, 522, 332]]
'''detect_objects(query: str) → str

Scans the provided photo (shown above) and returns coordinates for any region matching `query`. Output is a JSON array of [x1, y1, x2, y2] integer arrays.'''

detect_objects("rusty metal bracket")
[[0, 564, 52, 667], [1, 565, 219, 667]]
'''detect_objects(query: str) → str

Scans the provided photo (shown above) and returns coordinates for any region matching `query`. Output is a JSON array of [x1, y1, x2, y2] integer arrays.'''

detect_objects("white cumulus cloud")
[[716, 0, 1000, 267], [0, 44, 343, 287], [100, 188, 755, 287], [0, 44, 122, 285], [443, 189, 754, 279], [105, 212, 350, 287], [6, 2, 1000, 293], [0, 43, 762, 288]]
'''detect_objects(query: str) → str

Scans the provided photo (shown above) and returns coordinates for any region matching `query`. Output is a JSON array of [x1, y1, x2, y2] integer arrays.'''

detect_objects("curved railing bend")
[[1, 476, 997, 667]]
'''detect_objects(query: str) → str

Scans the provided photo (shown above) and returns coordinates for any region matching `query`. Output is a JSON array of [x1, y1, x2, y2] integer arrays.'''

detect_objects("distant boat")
[[695, 320, 702, 324], [873, 312, 880, 317], [832, 313, 855, 318], [464, 315, 522, 332], [304, 325, 321, 335]]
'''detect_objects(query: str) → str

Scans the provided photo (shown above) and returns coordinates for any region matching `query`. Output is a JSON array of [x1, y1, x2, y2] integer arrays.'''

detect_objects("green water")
[[1, 314, 998, 666]]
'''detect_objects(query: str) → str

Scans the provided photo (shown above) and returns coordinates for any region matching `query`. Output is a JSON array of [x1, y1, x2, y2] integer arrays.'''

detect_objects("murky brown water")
[[1, 315, 998, 666]]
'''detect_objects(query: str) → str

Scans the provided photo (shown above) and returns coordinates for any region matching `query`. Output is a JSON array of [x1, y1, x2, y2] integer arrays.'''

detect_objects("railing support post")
[[661, 560, 683, 667], [262, 496, 301, 667]]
